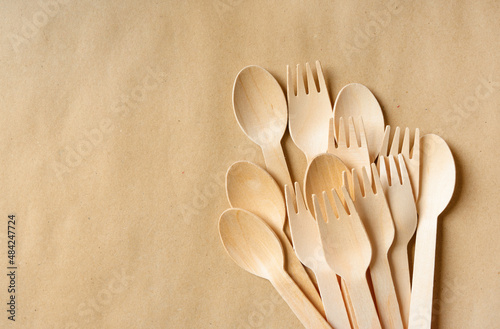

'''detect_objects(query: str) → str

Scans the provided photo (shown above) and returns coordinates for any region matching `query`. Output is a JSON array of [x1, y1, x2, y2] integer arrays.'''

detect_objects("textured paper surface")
[[0, 1, 499, 328]]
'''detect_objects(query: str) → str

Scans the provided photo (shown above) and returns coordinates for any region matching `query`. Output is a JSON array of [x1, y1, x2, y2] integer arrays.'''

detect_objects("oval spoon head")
[[305, 153, 353, 218], [226, 161, 286, 234], [219, 208, 284, 280], [232, 66, 288, 146], [333, 83, 385, 161], [418, 134, 456, 216]]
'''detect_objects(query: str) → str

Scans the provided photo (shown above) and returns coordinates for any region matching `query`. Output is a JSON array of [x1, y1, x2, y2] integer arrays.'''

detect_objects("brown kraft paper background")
[[0, 0, 499, 328]]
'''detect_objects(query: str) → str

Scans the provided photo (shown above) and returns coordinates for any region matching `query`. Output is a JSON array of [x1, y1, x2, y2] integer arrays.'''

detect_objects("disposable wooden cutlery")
[[333, 83, 385, 162], [303, 153, 358, 327], [349, 165, 404, 329], [223, 62, 457, 329], [379, 154, 418, 327], [219, 209, 331, 329], [287, 61, 332, 163], [328, 117, 371, 182], [232, 66, 293, 189], [408, 134, 455, 329], [314, 187, 381, 329], [379, 126, 420, 200], [225, 161, 325, 317], [285, 183, 351, 329]]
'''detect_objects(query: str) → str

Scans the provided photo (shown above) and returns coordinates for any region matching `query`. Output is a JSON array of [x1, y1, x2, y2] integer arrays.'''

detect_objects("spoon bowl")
[[232, 65, 288, 146], [226, 161, 285, 234], [333, 83, 385, 161], [219, 208, 283, 279], [417, 134, 456, 215]]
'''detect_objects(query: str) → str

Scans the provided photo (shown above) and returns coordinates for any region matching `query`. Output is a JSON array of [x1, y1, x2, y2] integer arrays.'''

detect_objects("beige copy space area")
[[0, 1, 498, 328]]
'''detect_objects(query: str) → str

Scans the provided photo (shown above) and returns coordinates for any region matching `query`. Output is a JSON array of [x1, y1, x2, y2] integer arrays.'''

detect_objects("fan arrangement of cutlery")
[[219, 61, 456, 329]]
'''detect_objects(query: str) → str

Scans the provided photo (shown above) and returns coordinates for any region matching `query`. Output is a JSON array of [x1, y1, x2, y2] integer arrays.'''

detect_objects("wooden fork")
[[379, 126, 420, 200], [314, 186, 381, 329], [379, 154, 418, 327], [287, 61, 332, 163], [285, 183, 351, 329], [349, 165, 404, 329], [328, 116, 371, 182]]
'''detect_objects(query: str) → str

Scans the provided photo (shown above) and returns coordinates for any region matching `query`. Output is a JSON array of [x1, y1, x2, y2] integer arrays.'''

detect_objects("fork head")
[[350, 164, 395, 253], [287, 61, 328, 98], [378, 126, 420, 199], [379, 126, 419, 159], [313, 185, 372, 279], [285, 183, 325, 269], [378, 154, 418, 241], [378, 154, 410, 190], [287, 61, 332, 161]]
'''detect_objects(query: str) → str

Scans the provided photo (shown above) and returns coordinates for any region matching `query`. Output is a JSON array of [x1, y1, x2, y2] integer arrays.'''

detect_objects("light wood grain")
[[333, 83, 385, 162], [314, 187, 381, 329], [285, 183, 351, 329], [219, 209, 332, 329], [408, 134, 456, 329], [232, 65, 293, 189], [379, 154, 418, 327], [226, 161, 325, 318], [287, 61, 332, 164]]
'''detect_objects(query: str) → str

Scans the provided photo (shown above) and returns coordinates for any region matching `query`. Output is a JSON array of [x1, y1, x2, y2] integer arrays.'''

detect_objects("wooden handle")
[[370, 257, 404, 329], [261, 143, 293, 191], [340, 279, 359, 329], [315, 269, 351, 329], [408, 215, 438, 329], [345, 276, 381, 329], [271, 271, 332, 329], [280, 232, 326, 317], [390, 243, 412, 327]]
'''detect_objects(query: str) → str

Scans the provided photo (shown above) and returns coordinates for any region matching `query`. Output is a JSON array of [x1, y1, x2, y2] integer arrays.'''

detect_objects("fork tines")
[[379, 126, 420, 159], [287, 61, 327, 97], [379, 125, 420, 199], [329, 116, 368, 150]]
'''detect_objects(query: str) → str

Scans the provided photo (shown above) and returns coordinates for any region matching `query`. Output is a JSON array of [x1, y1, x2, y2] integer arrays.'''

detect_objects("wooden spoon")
[[232, 66, 293, 189], [333, 83, 385, 162], [226, 161, 325, 317], [408, 134, 456, 329], [219, 209, 331, 329]]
